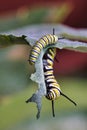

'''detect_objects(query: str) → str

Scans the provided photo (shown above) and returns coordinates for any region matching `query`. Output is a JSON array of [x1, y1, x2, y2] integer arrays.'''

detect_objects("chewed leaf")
[[1, 24, 87, 51], [26, 86, 45, 119], [25, 24, 87, 52], [26, 49, 46, 119]]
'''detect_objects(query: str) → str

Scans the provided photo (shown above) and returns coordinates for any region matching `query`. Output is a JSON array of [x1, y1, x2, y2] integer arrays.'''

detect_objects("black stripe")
[[47, 55, 54, 62], [45, 35, 50, 43], [30, 55, 37, 58], [44, 67, 53, 71], [32, 49, 39, 54], [38, 41, 44, 48], [41, 37, 47, 46], [35, 44, 41, 50]]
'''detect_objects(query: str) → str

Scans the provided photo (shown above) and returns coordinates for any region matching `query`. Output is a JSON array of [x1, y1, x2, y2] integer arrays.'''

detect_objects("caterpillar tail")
[[60, 91, 77, 106], [52, 100, 55, 117]]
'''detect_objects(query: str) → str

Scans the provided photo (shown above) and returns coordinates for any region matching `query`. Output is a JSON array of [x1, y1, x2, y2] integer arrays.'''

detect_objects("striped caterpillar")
[[29, 34, 58, 65], [26, 29, 77, 117], [43, 47, 76, 117]]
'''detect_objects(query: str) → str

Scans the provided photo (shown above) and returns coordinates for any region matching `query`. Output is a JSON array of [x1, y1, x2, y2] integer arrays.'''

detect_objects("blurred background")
[[0, 0, 87, 130]]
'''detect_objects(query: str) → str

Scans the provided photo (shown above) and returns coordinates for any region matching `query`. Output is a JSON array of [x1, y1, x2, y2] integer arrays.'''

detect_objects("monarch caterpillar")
[[29, 34, 58, 65], [26, 28, 77, 118], [43, 47, 77, 117]]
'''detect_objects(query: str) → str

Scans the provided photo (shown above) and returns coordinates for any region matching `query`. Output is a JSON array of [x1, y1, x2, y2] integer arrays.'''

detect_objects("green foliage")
[[0, 60, 28, 95], [0, 77, 87, 130], [0, 3, 72, 32]]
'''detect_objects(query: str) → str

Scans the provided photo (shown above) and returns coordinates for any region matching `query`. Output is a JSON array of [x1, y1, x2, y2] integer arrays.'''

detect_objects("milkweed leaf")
[[25, 24, 87, 52]]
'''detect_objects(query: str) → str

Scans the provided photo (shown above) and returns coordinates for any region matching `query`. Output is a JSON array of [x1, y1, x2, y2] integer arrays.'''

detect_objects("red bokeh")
[[54, 49, 87, 76], [0, 0, 87, 28]]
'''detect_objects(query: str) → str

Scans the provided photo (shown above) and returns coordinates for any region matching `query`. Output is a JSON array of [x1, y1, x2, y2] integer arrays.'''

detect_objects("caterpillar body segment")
[[29, 34, 58, 65]]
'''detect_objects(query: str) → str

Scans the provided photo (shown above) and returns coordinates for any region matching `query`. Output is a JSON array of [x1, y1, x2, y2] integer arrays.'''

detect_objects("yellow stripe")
[[48, 54, 54, 61], [29, 57, 36, 61], [49, 48, 56, 56], [45, 65, 53, 69], [31, 51, 38, 56], [42, 36, 49, 45], [44, 70, 53, 75], [45, 75, 55, 80], [47, 78, 57, 82], [36, 43, 43, 49], [50, 82, 60, 88], [46, 34, 52, 43], [50, 35, 55, 43], [47, 59, 53, 65], [39, 39, 46, 47], [33, 46, 41, 52]]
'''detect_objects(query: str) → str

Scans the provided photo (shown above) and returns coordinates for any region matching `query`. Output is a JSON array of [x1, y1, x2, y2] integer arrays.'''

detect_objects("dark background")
[[0, 0, 87, 28]]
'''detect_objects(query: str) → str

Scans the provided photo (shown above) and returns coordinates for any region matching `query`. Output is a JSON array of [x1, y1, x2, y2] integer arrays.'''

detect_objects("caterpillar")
[[27, 29, 77, 118], [43, 47, 60, 101], [29, 34, 58, 65], [43, 47, 77, 117]]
